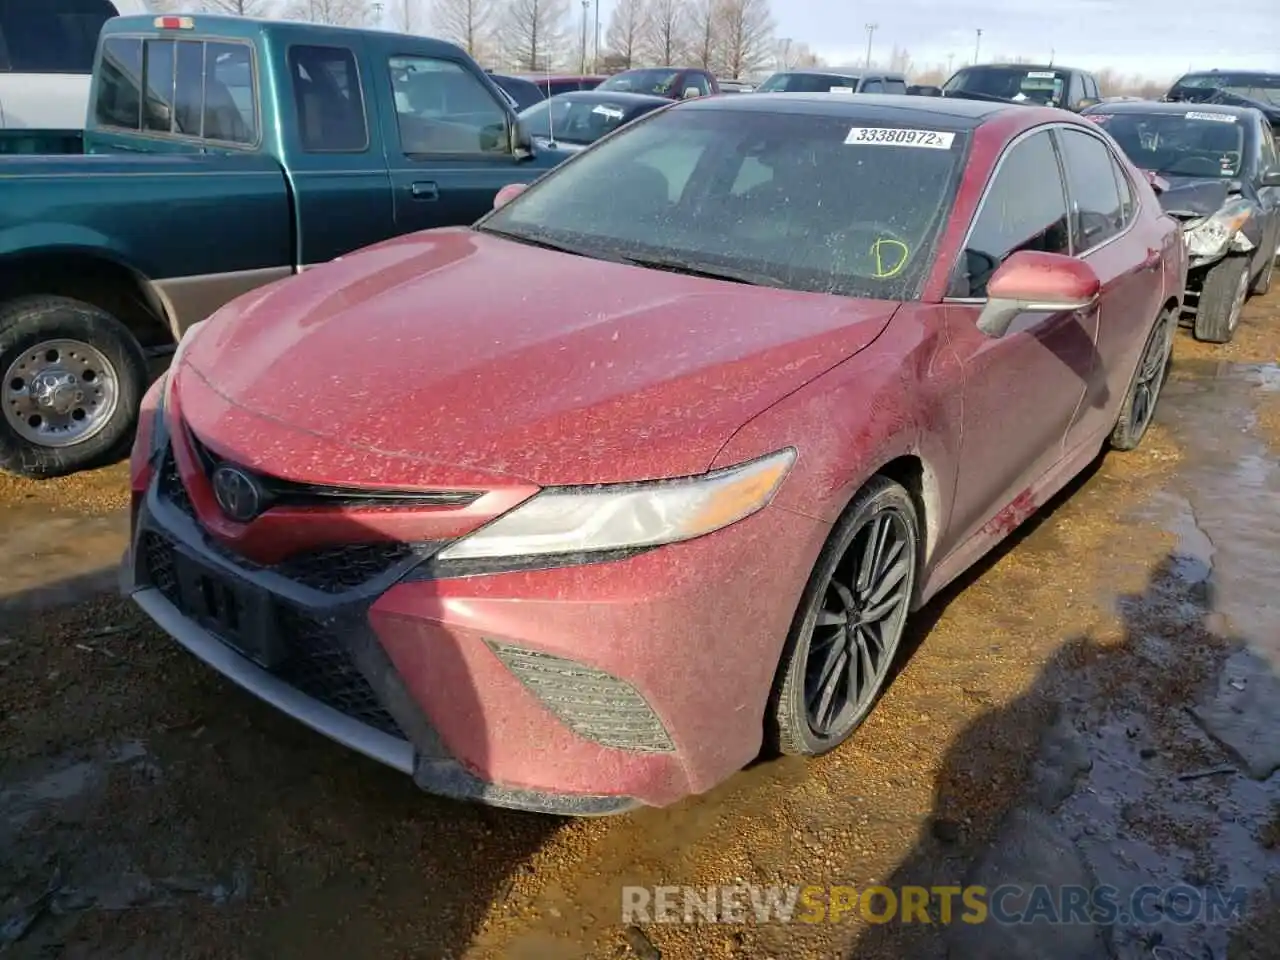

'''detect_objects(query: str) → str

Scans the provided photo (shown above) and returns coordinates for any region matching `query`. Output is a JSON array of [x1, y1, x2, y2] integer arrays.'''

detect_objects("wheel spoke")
[[872, 537, 906, 589], [817, 608, 848, 627], [861, 587, 907, 624], [830, 579, 856, 613], [855, 627, 878, 696], [810, 647, 848, 731], [856, 515, 887, 593], [865, 554, 909, 608]]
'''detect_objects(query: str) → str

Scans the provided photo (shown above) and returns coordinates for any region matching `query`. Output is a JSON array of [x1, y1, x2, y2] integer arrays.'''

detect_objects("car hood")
[[179, 227, 899, 488], [1154, 175, 1235, 221]]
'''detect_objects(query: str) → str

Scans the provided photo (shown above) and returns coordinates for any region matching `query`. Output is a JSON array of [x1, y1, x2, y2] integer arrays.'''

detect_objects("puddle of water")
[[0, 503, 128, 611]]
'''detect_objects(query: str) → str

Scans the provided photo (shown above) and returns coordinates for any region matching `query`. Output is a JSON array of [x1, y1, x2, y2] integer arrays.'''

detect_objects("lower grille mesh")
[[139, 532, 403, 739]]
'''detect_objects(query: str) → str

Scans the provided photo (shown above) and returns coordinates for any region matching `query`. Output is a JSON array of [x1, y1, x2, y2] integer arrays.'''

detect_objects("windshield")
[[597, 69, 681, 96], [0, 0, 118, 74], [478, 107, 967, 300], [756, 72, 861, 93], [1090, 111, 1245, 178], [944, 67, 1066, 106], [519, 97, 643, 145], [1169, 73, 1280, 107]]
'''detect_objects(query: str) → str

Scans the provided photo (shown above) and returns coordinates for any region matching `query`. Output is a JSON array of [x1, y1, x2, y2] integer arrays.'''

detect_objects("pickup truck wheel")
[[0, 296, 148, 479], [1193, 256, 1250, 344]]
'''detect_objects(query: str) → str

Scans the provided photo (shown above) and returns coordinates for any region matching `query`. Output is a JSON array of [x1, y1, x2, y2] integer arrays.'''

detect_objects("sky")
[[596, 0, 1278, 81]]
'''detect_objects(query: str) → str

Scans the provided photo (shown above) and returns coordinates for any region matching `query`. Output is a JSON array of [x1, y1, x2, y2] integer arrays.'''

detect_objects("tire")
[[767, 475, 920, 757], [1193, 256, 1250, 344], [0, 295, 149, 479], [1110, 309, 1176, 452], [1250, 252, 1275, 297]]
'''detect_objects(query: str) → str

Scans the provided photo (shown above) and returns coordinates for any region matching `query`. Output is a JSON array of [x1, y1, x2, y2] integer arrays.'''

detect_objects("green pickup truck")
[[0, 13, 570, 478]]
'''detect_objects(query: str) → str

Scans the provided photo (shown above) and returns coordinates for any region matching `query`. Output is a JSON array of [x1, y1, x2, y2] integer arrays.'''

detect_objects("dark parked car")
[[125, 93, 1185, 815], [1084, 100, 1280, 342], [520, 74, 606, 97], [942, 63, 1102, 112], [756, 68, 907, 95], [487, 73, 545, 111], [595, 66, 719, 99], [517, 90, 671, 152], [1163, 71, 1280, 131]]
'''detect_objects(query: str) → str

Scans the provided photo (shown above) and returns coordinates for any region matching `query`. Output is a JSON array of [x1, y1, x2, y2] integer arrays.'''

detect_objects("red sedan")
[[122, 94, 1186, 815]]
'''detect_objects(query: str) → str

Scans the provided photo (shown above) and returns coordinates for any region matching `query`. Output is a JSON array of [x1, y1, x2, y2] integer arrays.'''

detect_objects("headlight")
[[1185, 203, 1252, 260], [435, 447, 797, 562]]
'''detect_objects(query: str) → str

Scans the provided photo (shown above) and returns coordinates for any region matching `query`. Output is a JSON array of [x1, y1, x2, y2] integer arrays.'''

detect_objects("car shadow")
[[0, 543, 562, 958], [843, 548, 1280, 960]]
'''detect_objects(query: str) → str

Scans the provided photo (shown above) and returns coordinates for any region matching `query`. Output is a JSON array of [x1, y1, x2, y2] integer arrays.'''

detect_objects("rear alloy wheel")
[[1110, 310, 1175, 451], [769, 476, 919, 756], [1251, 253, 1275, 297], [1193, 255, 1250, 344]]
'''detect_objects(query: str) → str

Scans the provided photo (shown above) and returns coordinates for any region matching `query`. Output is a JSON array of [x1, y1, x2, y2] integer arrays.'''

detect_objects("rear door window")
[[862, 79, 884, 93], [883, 78, 908, 95], [0, 0, 119, 74], [94, 35, 257, 145], [1058, 128, 1125, 250], [288, 44, 368, 152]]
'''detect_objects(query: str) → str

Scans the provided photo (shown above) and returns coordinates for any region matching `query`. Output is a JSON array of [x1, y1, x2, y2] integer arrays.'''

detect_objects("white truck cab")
[[0, 0, 150, 129]]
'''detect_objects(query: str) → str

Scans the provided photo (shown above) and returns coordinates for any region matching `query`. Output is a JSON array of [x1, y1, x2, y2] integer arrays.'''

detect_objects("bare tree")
[[201, 0, 279, 14], [773, 36, 820, 71], [285, 0, 372, 25], [888, 45, 912, 75], [502, 0, 571, 72], [430, 0, 494, 54], [688, 0, 720, 72], [715, 0, 773, 80], [605, 0, 648, 70], [391, 0, 428, 32], [641, 0, 686, 66]]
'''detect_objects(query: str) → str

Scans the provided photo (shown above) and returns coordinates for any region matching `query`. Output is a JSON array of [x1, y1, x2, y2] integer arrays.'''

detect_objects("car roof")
[[770, 67, 907, 81], [682, 91, 1014, 126], [1083, 99, 1258, 119], [966, 62, 1083, 72], [1174, 69, 1280, 81], [542, 90, 671, 106]]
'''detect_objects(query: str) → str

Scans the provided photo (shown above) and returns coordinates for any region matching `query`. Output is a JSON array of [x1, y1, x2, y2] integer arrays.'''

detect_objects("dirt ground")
[[2, 291, 1279, 960]]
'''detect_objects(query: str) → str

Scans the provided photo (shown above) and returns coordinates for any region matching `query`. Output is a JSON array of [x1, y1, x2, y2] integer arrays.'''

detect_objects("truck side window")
[[95, 36, 144, 130], [204, 42, 257, 145], [883, 78, 908, 95], [288, 45, 368, 152], [389, 56, 510, 157], [143, 39, 176, 133], [861, 79, 884, 93]]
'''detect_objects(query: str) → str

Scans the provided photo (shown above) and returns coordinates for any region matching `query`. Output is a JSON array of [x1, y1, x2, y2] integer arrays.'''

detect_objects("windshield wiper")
[[616, 255, 785, 287], [478, 226, 599, 258]]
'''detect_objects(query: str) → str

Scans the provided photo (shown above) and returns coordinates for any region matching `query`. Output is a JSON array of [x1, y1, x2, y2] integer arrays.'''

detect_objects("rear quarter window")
[[0, 0, 119, 74]]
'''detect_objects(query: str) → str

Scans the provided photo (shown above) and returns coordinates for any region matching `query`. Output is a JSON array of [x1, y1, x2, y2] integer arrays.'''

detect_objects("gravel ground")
[[1, 291, 1279, 959]]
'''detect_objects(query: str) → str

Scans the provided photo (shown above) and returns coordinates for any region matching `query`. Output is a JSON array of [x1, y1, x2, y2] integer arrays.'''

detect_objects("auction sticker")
[[1186, 111, 1236, 122], [592, 105, 624, 119], [1027, 70, 1057, 78], [829, 85, 855, 94], [845, 126, 956, 148]]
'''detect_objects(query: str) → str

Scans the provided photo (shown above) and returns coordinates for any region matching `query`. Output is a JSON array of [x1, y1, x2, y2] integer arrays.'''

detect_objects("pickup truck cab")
[[0, 13, 567, 478], [755, 69, 908, 96], [595, 67, 719, 100]]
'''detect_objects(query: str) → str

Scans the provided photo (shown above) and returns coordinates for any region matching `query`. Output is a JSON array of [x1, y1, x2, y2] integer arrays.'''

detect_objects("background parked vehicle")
[[942, 63, 1102, 111], [755, 68, 908, 95], [717, 79, 755, 94], [0, 14, 571, 479], [486, 72, 545, 110], [517, 90, 670, 152], [594, 66, 719, 99], [1084, 100, 1280, 342], [1163, 70, 1280, 130], [521, 74, 605, 97], [122, 93, 1185, 814], [0, 0, 150, 132]]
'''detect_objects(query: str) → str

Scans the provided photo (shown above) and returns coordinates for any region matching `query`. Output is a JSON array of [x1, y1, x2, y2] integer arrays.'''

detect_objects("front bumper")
[[123, 443, 829, 813]]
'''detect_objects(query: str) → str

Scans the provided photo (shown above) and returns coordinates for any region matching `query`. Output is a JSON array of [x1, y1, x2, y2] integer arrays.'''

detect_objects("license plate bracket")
[[171, 548, 284, 669]]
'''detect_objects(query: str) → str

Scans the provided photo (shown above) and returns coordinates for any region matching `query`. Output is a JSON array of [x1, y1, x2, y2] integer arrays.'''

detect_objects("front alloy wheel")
[[770, 476, 919, 756]]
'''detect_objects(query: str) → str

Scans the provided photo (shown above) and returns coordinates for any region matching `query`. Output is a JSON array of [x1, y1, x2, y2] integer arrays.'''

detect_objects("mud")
[[1, 292, 1278, 959]]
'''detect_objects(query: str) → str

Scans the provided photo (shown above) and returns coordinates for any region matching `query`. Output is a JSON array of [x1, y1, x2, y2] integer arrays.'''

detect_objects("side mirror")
[[1142, 169, 1171, 194], [510, 119, 533, 159], [976, 251, 1101, 338], [682, 86, 701, 99], [493, 182, 528, 209], [1261, 170, 1280, 188]]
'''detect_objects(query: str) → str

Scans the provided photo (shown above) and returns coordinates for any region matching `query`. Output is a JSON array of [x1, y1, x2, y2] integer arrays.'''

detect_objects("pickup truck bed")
[[0, 14, 569, 478]]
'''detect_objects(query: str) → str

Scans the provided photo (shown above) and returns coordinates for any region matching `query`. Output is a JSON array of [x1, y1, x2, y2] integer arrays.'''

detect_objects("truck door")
[[374, 48, 530, 235], [280, 40, 396, 267]]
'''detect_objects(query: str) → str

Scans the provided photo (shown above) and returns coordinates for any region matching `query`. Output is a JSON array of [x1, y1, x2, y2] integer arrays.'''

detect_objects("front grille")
[[486, 642, 675, 753], [139, 532, 403, 738], [157, 451, 195, 518]]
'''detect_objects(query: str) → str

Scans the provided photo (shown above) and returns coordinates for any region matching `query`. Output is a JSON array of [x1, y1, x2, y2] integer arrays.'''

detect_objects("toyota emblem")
[[211, 465, 264, 523]]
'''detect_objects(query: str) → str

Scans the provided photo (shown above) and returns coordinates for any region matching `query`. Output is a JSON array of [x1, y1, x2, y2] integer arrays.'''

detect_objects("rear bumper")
[[123, 449, 828, 813]]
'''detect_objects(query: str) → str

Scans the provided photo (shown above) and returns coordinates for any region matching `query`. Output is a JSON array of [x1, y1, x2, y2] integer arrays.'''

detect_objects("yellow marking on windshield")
[[871, 239, 910, 278]]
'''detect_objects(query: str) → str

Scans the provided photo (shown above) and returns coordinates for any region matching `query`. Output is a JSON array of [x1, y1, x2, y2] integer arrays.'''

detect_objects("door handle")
[[410, 181, 439, 201]]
